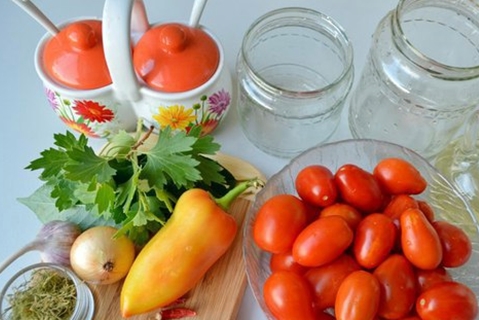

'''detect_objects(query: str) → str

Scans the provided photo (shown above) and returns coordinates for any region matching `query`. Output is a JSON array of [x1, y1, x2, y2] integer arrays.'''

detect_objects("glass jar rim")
[[240, 7, 354, 99], [393, 0, 479, 79], [0, 262, 95, 320]]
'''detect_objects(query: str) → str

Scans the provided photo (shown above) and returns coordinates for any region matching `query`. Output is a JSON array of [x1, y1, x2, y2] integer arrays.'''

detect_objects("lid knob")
[[159, 24, 187, 53], [65, 22, 98, 51]]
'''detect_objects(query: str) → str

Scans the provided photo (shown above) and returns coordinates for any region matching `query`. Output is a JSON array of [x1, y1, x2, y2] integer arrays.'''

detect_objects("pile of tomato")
[[252, 157, 478, 320]]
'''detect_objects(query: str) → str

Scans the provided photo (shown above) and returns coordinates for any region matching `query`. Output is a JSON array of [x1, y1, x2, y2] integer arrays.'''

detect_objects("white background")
[[0, 0, 397, 319]]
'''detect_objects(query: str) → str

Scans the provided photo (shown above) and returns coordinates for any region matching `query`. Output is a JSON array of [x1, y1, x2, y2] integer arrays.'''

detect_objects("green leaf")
[[53, 131, 87, 151], [195, 157, 226, 186], [141, 128, 201, 188], [190, 131, 221, 155], [50, 180, 81, 211], [26, 148, 69, 180], [64, 146, 116, 183], [96, 183, 116, 214], [18, 184, 117, 230]]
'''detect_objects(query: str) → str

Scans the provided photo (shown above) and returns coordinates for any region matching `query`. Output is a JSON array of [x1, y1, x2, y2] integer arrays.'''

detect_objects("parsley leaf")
[[141, 127, 201, 189], [64, 146, 116, 183]]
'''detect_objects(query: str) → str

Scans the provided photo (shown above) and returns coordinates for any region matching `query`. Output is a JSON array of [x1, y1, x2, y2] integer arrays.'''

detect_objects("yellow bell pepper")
[[120, 179, 260, 317]]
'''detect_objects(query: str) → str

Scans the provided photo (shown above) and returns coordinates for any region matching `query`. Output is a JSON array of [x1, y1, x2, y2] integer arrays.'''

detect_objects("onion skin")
[[70, 226, 136, 285]]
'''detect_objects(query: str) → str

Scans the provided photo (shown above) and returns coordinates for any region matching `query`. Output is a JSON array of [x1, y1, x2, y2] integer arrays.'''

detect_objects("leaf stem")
[[131, 126, 155, 152]]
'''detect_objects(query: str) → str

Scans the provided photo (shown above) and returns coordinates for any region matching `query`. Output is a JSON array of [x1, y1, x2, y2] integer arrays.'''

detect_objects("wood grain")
[[88, 153, 264, 319]]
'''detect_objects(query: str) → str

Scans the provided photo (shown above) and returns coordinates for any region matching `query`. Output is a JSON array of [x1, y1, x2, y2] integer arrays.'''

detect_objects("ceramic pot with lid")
[[102, 0, 233, 136], [35, 18, 138, 138]]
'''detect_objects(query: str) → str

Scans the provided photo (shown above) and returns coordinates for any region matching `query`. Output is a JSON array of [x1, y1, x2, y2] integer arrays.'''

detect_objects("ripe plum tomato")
[[432, 220, 472, 268], [319, 203, 363, 231], [417, 200, 435, 222], [270, 251, 308, 275], [263, 271, 316, 320], [253, 194, 308, 254], [373, 254, 417, 319], [334, 164, 385, 213], [400, 208, 442, 270], [416, 281, 478, 320], [383, 194, 419, 223], [373, 157, 427, 195], [295, 165, 338, 207], [304, 254, 361, 310], [353, 213, 397, 269], [316, 311, 336, 320], [293, 215, 353, 267], [335, 270, 381, 320], [416, 266, 452, 293]]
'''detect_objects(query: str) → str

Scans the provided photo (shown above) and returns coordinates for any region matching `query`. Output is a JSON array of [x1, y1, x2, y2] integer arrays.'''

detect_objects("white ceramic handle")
[[102, 0, 147, 102]]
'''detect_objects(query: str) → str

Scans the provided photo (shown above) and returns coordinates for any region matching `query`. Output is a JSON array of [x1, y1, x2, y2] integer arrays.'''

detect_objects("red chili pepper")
[[159, 307, 197, 319], [120, 179, 262, 317]]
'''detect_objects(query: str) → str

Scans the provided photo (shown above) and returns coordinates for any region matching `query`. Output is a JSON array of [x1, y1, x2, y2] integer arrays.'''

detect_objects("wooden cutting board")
[[89, 153, 265, 320]]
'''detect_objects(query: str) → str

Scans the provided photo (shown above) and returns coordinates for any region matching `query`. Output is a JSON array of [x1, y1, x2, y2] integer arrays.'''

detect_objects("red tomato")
[[319, 203, 363, 231], [295, 165, 338, 207], [263, 271, 316, 320], [398, 316, 421, 320], [335, 270, 381, 320], [353, 213, 397, 269], [417, 200, 435, 222], [335, 164, 385, 213], [373, 158, 427, 195], [270, 251, 308, 275], [303, 202, 322, 224], [316, 311, 336, 320], [373, 254, 417, 319], [383, 194, 419, 223], [293, 216, 353, 267], [304, 254, 361, 310], [432, 220, 472, 268], [253, 194, 308, 254], [400, 208, 442, 270], [416, 266, 452, 293], [416, 281, 478, 320]]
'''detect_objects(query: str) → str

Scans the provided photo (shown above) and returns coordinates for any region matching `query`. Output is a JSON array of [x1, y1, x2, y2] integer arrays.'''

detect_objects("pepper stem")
[[215, 178, 264, 211]]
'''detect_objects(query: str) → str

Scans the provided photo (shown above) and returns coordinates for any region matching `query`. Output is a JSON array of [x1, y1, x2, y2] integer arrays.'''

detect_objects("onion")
[[70, 226, 136, 285]]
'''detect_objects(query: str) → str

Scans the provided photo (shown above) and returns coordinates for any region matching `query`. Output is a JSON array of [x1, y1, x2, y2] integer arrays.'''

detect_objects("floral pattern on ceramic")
[[45, 87, 122, 138], [150, 88, 231, 136]]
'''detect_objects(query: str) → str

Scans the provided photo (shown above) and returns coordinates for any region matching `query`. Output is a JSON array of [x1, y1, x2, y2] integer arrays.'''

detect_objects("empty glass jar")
[[348, 0, 479, 160], [236, 7, 354, 158]]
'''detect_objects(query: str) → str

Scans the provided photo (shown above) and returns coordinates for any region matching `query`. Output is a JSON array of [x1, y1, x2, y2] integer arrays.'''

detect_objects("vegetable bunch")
[[22, 124, 236, 245]]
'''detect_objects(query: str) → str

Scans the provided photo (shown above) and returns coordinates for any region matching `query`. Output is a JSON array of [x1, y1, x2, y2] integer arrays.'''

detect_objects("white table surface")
[[0, 0, 397, 318]]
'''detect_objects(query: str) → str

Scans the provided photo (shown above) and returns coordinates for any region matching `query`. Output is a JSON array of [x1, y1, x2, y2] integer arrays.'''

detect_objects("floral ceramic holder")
[[34, 0, 232, 138]]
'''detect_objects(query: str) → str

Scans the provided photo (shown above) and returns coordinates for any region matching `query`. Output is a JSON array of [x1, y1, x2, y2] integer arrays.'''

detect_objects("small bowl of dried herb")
[[0, 262, 95, 320]]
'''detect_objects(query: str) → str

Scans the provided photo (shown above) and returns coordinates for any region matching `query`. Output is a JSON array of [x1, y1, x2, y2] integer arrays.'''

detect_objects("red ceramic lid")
[[133, 23, 220, 92], [43, 20, 112, 90]]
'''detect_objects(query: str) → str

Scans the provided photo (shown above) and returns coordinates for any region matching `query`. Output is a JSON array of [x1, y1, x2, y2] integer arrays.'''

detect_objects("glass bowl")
[[243, 139, 479, 320], [0, 262, 95, 320]]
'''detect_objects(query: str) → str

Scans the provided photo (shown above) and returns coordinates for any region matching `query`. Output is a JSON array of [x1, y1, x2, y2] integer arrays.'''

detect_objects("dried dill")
[[6, 268, 77, 320]]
